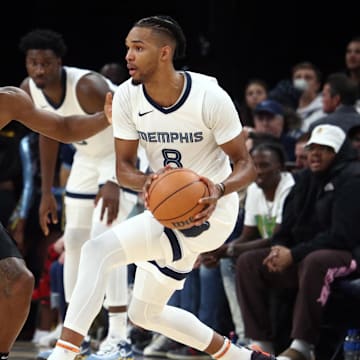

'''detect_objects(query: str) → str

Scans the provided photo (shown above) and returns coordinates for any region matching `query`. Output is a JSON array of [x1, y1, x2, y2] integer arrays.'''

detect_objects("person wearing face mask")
[[291, 62, 325, 132]]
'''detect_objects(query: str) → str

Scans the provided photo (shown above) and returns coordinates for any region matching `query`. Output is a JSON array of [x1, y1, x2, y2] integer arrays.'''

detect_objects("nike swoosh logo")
[[138, 110, 154, 117]]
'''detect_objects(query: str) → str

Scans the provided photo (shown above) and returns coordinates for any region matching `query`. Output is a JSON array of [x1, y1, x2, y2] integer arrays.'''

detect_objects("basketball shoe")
[[249, 344, 277, 359], [87, 339, 133, 360]]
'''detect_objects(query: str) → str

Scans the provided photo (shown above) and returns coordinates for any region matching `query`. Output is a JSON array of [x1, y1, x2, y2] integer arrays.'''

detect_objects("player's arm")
[[218, 130, 257, 196], [200, 87, 257, 199], [115, 138, 147, 192], [26, 107, 111, 142], [38, 133, 60, 235], [3, 85, 110, 141], [18, 80, 60, 235], [195, 131, 256, 226], [199, 132, 256, 205]]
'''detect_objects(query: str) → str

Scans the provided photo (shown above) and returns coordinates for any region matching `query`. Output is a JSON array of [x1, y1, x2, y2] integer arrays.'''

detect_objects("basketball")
[[147, 168, 210, 229]]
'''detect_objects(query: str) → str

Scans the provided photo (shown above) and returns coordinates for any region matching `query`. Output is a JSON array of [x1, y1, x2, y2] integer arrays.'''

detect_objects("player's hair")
[[134, 15, 186, 60], [18, 29, 67, 57]]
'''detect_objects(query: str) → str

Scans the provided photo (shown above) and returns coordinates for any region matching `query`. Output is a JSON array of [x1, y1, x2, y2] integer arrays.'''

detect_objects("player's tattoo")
[[0, 258, 25, 297]]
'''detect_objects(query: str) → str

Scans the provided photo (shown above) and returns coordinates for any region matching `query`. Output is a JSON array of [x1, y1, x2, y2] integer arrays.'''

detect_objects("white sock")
[[107, 312, 127, 340], [277, 339, 312, 360], [212, 342, 252, 360], [47, 339, 80, 360], [291, 339, 312, 359]]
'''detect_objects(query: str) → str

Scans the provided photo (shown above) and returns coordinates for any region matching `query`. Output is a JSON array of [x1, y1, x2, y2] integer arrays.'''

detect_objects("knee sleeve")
[[128, 296, 159, 329], [63, 230, 128, 335], [63, 199, 94, 302], [104, 265, 128, 307], [128, 297, 213, 351], [63, 227, 92, 302]]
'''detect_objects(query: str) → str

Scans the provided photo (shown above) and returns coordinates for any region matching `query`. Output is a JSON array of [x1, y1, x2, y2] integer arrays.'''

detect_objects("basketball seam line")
[[153, 183, 208, 221]]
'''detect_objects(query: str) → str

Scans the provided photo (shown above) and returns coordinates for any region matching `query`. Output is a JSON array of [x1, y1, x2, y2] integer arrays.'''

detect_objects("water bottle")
[[344, 329, 357, 360]]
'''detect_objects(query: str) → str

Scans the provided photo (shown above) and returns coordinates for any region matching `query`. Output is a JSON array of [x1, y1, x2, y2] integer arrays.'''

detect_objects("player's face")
[[25, 50, 61, 89], [125, 27, 163, 84]]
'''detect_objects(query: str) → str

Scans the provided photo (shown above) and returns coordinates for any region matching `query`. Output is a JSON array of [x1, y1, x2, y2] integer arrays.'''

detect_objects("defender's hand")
[[94, 181, 120, 225], [39, 193, 59, 236]]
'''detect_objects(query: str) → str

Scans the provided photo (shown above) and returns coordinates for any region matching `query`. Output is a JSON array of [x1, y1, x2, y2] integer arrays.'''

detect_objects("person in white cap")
[[236, 124, 360, 360]]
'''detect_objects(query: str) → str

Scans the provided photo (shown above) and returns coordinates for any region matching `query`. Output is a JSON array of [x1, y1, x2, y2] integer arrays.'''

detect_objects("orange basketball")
[[147, 168, 210, 229]]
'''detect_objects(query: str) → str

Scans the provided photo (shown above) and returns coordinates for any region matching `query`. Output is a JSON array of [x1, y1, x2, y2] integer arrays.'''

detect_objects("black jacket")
[[271, 139, 360, 263]]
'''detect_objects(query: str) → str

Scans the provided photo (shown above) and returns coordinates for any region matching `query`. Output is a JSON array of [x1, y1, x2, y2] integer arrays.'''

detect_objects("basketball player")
[[46, 15, 275, 360], [0, 85, 111, 360], [18, 29, 144, 359]]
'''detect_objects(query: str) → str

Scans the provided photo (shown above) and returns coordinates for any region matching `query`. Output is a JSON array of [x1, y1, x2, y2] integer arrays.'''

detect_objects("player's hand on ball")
[[192, 176, 219, 226], [143, 165, 172, 208]]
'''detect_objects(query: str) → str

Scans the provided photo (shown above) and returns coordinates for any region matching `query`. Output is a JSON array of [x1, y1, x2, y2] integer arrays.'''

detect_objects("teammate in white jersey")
[[18, 29, 143, 359], [46, 15, 276, 360]]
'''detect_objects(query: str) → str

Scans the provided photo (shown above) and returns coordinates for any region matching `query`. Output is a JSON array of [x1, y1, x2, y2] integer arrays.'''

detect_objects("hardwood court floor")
[[10, 341, 38, 360], [10, 340, 151, 360]]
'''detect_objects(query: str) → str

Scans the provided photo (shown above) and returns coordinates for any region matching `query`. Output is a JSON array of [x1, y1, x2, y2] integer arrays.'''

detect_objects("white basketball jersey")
[[28, 66, 115, 158], [112, 71, 242, 183]]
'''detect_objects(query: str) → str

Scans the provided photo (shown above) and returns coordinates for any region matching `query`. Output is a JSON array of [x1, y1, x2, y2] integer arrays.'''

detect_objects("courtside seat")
[[315, 273, 360, 360]]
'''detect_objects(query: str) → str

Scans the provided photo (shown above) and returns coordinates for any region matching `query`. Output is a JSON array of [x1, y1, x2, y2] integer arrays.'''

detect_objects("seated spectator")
[[267, 61, 323, 136], [202, 141, 295, 349], [236, 124, 360, 360], [290, 62, 325, 132], [288, 133, 311, 181], [268, 79, 301, 111], [251, 99, 299, 161], [309, 72, 360, 134], [202, 141, 294, 264], [293, 133, 310, 172], [235, 78, 269, 128], [343, 36, 360, 110], [348, 124, 360, 159]]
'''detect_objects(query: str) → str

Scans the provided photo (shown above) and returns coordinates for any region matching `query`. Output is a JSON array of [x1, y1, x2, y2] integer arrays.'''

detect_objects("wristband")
[[110, 176, 120, 186], [216, 182, 226, 197]]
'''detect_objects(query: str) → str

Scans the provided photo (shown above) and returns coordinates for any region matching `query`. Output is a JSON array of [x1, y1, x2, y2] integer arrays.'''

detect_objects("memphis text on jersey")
[[138, 131, 203, 143]]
